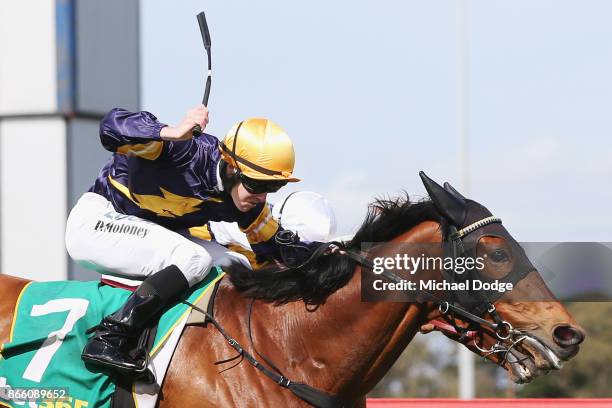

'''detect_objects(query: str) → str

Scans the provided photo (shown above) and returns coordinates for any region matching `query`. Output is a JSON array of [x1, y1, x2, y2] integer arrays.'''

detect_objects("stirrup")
[[82, 351, 150, 378]]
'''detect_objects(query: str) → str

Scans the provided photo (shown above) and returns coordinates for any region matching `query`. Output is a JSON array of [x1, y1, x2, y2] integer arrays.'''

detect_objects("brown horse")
[[0, 174, 585, 407]]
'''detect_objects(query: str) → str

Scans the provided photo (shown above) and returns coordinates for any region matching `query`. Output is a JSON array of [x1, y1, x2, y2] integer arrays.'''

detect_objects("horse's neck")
[[262, 221, 443, 398]]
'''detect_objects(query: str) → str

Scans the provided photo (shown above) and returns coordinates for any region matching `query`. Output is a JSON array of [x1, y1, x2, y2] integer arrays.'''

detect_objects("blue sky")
[[141, 0, 612, 240]]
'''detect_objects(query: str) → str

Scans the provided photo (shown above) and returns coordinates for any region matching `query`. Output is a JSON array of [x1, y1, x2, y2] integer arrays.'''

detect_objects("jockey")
[[65, 105, 302, 377], [207, 191, 337, 268]]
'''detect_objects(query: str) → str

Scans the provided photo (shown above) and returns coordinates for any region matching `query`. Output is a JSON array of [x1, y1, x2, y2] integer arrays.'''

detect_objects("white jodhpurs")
[[66, 192, 213, 287]]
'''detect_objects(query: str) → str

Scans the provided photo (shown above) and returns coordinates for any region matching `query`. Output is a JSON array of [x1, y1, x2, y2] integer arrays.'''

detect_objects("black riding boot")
[[82, 265, 189, 377]]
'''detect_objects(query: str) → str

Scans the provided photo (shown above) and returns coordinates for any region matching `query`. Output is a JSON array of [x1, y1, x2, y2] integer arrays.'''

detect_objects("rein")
[[183, 238, 354, 407], [184, 215, 527, 407]]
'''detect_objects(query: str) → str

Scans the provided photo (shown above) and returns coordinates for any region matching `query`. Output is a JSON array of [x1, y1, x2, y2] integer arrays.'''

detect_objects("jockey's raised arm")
[[99, 107, 208, 163]]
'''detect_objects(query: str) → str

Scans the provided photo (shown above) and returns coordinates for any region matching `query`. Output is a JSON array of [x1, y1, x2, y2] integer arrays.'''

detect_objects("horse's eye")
[[489, 249, 509, 263]]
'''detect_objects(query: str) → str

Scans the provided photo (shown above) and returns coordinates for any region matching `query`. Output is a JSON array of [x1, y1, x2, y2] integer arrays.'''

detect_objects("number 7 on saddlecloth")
[[22, 299, 89, 382]]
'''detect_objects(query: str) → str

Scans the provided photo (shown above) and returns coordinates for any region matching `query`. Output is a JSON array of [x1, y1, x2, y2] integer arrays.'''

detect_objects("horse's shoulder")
[[215, 275, 241, 303]]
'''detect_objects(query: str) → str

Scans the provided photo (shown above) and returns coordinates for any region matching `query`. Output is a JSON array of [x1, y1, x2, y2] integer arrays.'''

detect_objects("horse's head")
[[420, 172, 585, 384]]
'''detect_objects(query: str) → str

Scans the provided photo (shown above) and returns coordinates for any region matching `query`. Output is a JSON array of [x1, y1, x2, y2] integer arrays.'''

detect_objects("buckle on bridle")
[[447, 226, 465, 258], [495, 321, 513, 340], [278, 376, 291, 387], [439, 301, 450, 314]]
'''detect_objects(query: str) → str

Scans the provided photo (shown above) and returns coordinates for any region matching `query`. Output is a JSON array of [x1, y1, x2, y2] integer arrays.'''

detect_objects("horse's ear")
[[443, 181, 467, 200], [419, 171, 467, 226]]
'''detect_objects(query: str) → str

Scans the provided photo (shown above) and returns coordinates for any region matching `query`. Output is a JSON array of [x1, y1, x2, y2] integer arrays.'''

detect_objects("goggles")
[[240, 174, 287, 194]]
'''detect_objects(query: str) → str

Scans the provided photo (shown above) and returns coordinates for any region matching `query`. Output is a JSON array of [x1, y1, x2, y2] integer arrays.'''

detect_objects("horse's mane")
[[224, 194, 446, 305]]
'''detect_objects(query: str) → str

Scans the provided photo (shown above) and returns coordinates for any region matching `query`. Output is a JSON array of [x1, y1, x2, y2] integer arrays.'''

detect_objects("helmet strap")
[[231, 121, 245, 176]]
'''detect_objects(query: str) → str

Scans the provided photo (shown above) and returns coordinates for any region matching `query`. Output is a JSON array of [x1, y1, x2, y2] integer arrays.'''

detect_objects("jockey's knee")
[[170, 240, 213, 287]]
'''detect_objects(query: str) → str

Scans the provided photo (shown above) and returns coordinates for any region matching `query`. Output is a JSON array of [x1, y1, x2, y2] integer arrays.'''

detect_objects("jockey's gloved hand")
[[160, 105, 209, 141], [274, 229, 321, 268], [274, 229, 300, 246]]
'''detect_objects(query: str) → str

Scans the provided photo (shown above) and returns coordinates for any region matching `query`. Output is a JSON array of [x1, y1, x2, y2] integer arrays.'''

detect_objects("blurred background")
[[0, 0, 611, 399]]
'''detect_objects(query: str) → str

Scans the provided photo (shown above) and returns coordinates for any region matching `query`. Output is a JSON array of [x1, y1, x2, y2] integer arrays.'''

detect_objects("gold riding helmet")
[[220, 118, 300, 193]]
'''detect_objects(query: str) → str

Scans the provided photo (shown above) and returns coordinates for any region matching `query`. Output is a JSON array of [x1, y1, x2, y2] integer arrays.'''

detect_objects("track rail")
[[367, 399, 612, 407]]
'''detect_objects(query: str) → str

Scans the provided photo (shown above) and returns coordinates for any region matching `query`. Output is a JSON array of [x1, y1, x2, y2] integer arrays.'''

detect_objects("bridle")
[[185, 215, 533, 407], [344, 214, 533, 366]]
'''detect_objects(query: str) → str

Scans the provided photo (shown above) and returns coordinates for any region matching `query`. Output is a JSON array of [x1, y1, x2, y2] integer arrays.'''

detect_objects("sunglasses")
[[240, 174, 288, 194]]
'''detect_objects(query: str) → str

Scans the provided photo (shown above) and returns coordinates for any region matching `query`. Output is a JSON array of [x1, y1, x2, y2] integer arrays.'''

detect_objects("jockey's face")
[[224, 164, 269, 212], [231, 182, 267, 212]]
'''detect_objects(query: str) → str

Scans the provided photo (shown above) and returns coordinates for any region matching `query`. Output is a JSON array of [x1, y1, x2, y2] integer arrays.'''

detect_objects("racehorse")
[[0, 173, 584, 407]]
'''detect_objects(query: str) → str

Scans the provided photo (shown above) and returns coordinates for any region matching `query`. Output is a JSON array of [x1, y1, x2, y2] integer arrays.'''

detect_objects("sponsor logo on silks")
[[94, 220, 149, 238]]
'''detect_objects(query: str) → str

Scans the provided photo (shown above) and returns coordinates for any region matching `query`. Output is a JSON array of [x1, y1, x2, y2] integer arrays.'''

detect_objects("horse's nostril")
[[553, 325, 585, 347]]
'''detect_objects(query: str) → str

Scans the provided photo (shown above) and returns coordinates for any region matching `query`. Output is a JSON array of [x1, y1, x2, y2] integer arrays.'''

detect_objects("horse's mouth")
[[505, 334, 575, 384]]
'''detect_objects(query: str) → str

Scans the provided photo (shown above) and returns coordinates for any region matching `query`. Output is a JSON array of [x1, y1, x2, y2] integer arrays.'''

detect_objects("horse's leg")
[[0, 275, 31, 345]]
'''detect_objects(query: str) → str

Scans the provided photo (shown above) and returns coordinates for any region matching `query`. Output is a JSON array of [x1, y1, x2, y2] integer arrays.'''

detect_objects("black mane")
[[225, 194, 446, 305]]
